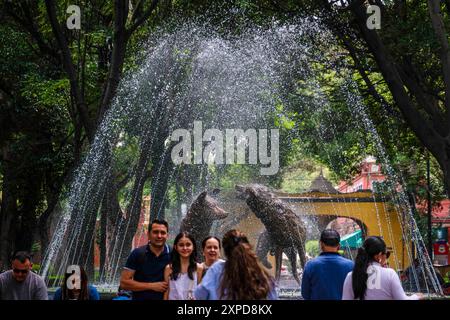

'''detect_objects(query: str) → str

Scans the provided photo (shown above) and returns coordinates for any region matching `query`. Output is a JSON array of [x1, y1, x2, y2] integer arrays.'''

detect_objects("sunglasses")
[[13, 268, 29, 274], [384, 251, 391, 259]]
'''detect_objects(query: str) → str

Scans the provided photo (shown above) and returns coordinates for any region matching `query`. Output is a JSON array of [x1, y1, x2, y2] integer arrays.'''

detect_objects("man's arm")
[[163, 265, 171, 300], [120, 269, 168, 292], [120, 269, 151, 291]]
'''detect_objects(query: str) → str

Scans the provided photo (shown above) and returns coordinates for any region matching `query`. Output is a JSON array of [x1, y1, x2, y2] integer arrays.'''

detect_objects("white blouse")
[[168, 272, 198, 300]]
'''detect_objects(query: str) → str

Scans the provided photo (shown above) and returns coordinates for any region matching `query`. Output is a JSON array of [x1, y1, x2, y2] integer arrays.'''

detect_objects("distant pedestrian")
[[195, 229, 277, 300], [120, 219, 171, 300], [53, 265, 99, 300], [342, 236, 423, 300], [200, 236, 224, 277], [301, 229, 354, 300], [164, 232, 203, 300], [0, 251, 48, 300]]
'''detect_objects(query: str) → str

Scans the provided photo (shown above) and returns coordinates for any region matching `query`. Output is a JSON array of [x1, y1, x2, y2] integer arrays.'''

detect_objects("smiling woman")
[[164, 232, 204, 300], [201, 236, 224, 276]]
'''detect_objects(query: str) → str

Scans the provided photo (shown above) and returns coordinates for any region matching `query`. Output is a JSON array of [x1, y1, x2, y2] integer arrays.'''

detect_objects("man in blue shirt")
[[301, 229, 354, 300], [120, 219, 171, 300]]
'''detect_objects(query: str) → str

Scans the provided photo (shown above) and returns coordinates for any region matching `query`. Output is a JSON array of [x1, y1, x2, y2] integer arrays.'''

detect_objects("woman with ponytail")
[[342, 236, 423, 300], [194, 229, 278, 300]]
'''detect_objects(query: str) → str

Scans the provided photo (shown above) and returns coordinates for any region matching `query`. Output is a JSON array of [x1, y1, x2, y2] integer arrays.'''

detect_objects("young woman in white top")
[[200, 236, 224, 277], [342, 236, 423, 300], [163, 232, 203, 300]]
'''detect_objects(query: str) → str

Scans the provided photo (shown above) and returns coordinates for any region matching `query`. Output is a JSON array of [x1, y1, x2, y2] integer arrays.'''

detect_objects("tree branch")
[[444, 0, 450, 16], [349, 2, 445, 160], [126, 0, 159, 37], [340, 33, 400, 119], [321, 0, 399, 118], [97, 0, 159, 126], [96, 0, 129, 126], [397, 60, 447, 135], [130, 0, 145, 23], [5, 1, 59, 61], [427, 0, 450, 129], [44, 0, 95, 141]]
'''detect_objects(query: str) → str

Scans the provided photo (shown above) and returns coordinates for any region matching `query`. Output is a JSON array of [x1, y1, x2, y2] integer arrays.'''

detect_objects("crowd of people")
[[0, 218, 442, 300], [119, 219, 277, 300]]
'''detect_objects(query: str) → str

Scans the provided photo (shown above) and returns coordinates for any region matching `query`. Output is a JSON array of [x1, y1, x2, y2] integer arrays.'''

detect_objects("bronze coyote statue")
[[236, 184, 306, 284], [180, 189, 228, 259]]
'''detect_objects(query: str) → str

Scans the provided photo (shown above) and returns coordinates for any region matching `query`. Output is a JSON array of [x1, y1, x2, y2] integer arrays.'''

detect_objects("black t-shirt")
[[124, 243, 171, 300]]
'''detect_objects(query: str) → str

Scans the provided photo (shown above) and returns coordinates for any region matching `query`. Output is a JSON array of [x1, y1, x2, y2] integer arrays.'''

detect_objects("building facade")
[[337, 156, 450, 265]]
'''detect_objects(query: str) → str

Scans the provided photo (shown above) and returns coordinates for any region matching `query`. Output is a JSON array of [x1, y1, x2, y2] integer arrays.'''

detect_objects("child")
[[164, 232, 203, 300]]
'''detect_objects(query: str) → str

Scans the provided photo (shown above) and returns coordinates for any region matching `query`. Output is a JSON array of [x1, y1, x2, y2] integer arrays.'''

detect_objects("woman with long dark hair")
[[194, 229, 277, 300], [53, 266, 99, 300], [342, 236, 422, 300], [163, 232, 203, 300]]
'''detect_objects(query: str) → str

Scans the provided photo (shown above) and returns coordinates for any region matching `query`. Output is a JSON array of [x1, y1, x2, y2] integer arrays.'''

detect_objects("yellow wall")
[[222, 190, 410, 273]]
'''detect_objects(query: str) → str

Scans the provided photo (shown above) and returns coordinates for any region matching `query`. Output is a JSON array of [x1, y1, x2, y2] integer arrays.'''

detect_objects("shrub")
[[305, 240, 320, 257]]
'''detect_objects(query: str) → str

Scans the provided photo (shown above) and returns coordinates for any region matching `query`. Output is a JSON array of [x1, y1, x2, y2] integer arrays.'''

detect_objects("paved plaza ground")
[[277, 277, 302, 300]]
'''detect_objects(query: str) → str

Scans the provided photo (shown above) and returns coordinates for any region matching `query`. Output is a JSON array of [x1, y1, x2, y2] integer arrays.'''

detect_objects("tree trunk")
[[44, 0, 95, 141], [116, 179, 147, 274], [114, 139, 153, 275], [78, 206, 98, 281], [150, 148, 174, 221], [99, 171, 125, 282], [38, 168, 66, 270], [0, 150, 18, 270], [96, 0, 129, 126], [63, 181, 106, 281], [15, 172, 41, 253], [0, 193, 16, 271]]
